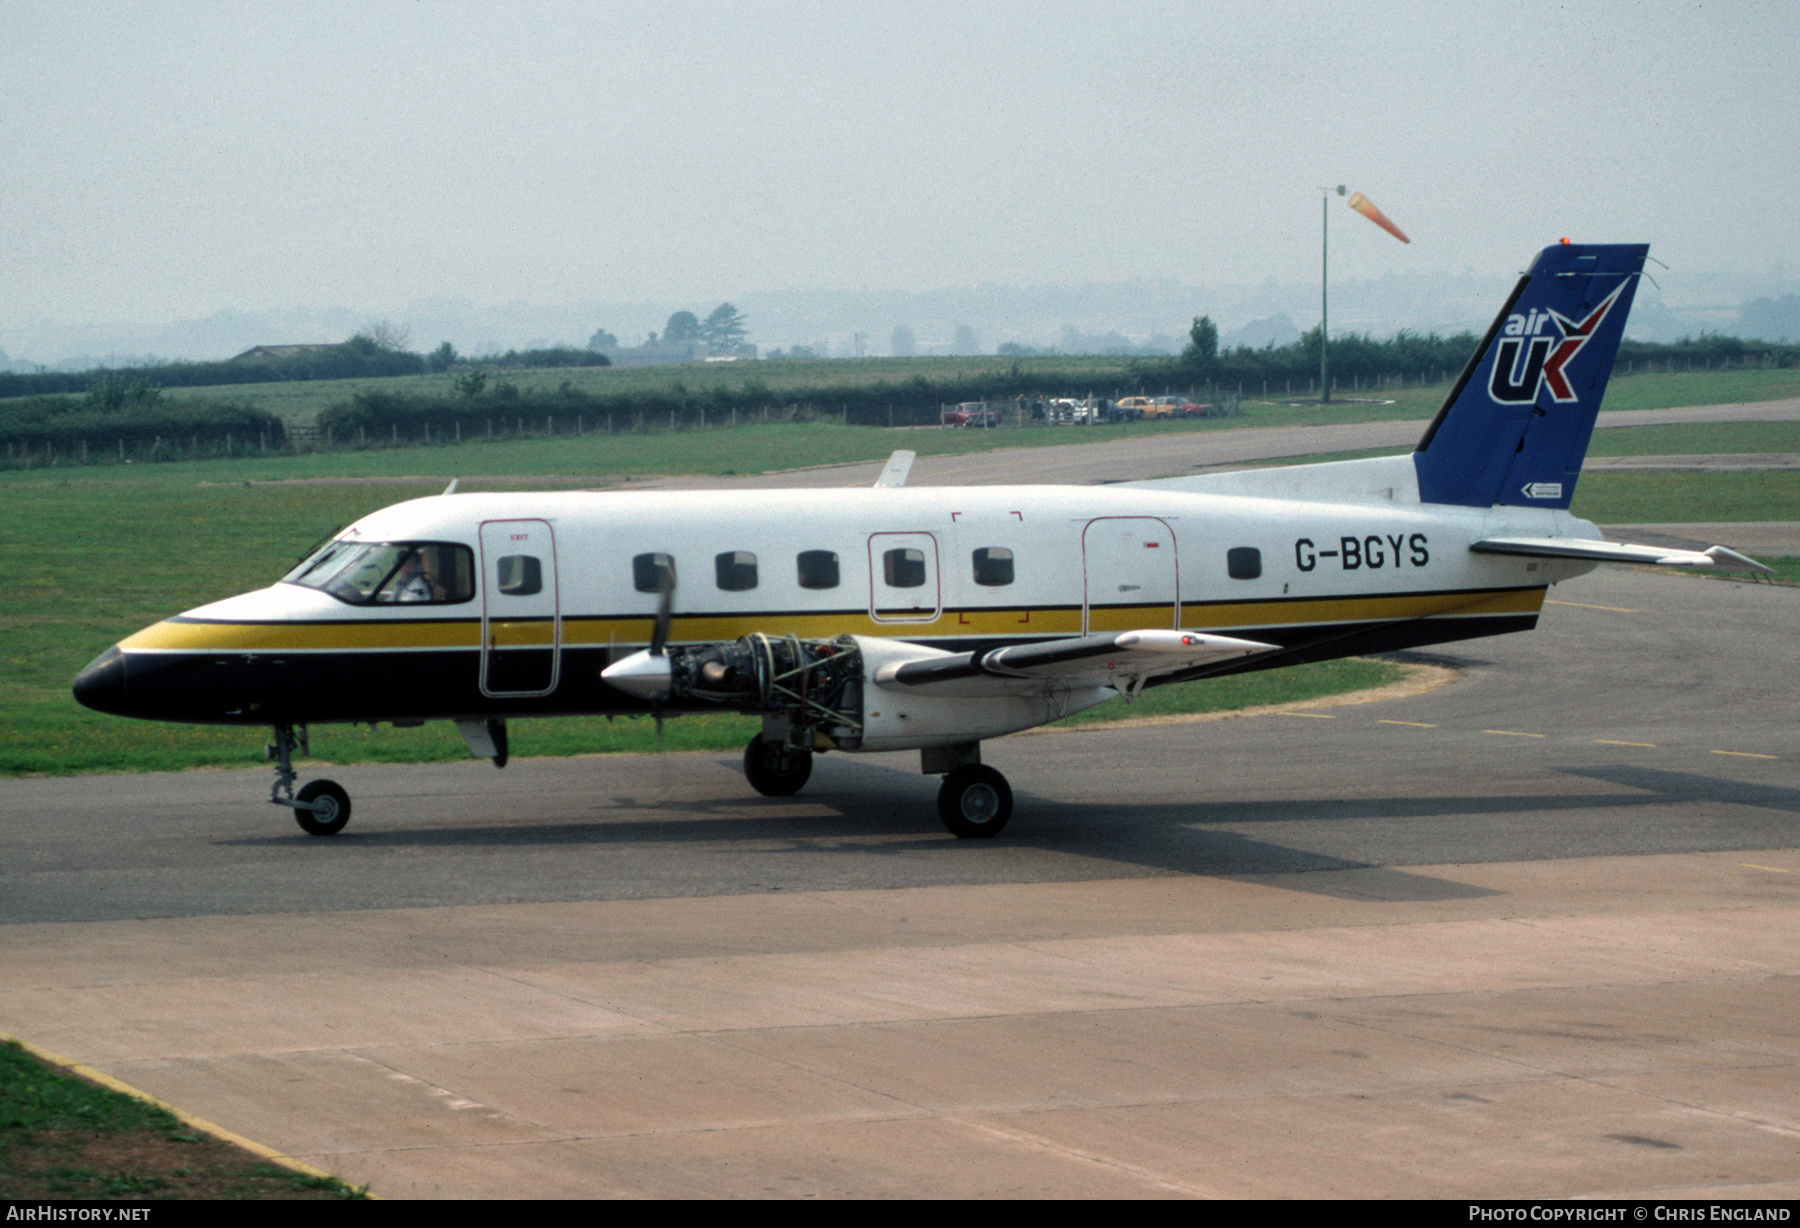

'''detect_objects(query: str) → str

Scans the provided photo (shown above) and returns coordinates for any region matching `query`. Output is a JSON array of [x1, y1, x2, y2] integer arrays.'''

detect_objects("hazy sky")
[[5, 0, 1796, 330]]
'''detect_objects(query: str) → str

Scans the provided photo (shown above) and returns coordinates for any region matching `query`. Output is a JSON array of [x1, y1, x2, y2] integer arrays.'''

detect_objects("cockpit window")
[[283, 541, 474, 605]]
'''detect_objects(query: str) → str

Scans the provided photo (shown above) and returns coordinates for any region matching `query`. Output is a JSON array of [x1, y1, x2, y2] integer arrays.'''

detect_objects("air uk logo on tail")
[[1488, 283, 1627, 405]]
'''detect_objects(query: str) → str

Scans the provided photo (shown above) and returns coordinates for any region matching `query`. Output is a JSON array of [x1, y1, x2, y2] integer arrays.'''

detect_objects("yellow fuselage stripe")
[[117, 587, 1545, 653]]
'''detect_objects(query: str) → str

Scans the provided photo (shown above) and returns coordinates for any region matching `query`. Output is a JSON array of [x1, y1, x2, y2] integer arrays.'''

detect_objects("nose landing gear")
[[267, 724, 351, 836]]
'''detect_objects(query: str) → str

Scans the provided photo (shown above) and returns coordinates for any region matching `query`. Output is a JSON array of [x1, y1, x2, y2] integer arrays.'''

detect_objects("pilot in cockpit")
[[390, 550, 441, 603]]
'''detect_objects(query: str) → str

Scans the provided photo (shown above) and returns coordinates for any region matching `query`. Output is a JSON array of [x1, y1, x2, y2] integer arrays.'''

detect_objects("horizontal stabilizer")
[[876, 629, 1278, 698], [1471, 536, 1774, 572]]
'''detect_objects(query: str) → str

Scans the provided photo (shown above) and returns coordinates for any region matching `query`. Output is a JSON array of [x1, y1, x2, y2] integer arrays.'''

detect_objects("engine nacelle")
[[603, 633, 1115, 755]]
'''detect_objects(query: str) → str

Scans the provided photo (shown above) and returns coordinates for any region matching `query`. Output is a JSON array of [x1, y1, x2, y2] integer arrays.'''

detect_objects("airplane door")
[[868, 532, 941, 623], [1082, 517, 1178, 634], [480, 519, 560, 698]]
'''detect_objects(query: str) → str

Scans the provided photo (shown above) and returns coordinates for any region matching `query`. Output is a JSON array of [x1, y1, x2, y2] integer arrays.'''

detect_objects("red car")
[[941, 402, 1001, 428]]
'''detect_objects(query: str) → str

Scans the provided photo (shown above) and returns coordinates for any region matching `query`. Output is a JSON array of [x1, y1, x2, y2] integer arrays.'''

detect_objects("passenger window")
[[972, 547, 1014, 586], [1227, 547, 1262, 580], [497, 555, 543, 596], [884, 547, 926, 588], [715, 550, 758, 591], [797, 550, 840, 590], [633, 552, 676, 593]]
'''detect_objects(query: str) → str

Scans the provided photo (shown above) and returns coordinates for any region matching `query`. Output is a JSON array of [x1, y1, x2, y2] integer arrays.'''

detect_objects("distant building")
[[598, 340, 758, 367], [229, 344, 339, 363]]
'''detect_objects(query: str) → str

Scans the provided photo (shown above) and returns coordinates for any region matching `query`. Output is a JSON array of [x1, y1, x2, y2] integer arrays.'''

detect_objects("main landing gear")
[[742, 735, 813, 796], [936, 764, 1013, 839], [267, 723, 351, 836], [741, 734, 1016, 840]]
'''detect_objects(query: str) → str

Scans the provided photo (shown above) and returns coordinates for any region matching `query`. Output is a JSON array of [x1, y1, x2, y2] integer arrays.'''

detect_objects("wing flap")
[[1471, 536, 1773, 572], [875, 629, 1279, 698]]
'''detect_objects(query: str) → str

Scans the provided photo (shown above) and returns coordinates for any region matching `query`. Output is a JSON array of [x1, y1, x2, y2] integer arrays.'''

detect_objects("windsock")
[[1347, 192, 1409, 244]]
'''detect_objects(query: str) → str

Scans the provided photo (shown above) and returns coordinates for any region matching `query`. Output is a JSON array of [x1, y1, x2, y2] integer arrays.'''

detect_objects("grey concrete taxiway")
[[2, 566, 1796, 1198]]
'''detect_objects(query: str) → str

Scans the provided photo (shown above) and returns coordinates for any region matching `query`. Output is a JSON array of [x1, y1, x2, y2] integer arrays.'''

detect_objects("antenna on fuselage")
[[441, 479, 459, 496]]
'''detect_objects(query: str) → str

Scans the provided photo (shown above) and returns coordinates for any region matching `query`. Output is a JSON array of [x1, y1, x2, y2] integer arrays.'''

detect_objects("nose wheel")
[[294, 780, 352, 836], [267, 724, 353, 836], [937, 764, 1012, 838]]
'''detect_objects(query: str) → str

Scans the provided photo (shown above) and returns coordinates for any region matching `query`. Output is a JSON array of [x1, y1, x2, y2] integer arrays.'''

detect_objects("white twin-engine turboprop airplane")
[[74, 242, 1767, 838]]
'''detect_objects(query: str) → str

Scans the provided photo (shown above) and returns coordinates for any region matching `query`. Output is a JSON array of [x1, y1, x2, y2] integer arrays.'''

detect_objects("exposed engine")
[[659, 633, 865, 751]]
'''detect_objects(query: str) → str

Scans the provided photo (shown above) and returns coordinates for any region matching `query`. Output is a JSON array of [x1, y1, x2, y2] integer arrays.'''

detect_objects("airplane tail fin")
[[1412, 242, 1646, 509]]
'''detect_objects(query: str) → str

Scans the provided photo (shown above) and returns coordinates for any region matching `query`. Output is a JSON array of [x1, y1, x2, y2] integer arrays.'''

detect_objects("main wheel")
[[742, 737, 813, 797], [294, 779, 351, 836], [937, 765, 1012, 838]]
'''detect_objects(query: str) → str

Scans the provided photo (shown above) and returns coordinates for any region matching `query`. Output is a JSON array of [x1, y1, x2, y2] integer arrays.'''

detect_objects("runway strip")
[[229, 395, 1800, 492], [630, 396, 1800, 489]]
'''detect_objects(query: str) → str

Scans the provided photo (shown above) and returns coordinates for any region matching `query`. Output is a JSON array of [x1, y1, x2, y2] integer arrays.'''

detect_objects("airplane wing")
[[873, 629, 1279, 699], [873, 450, 915, 488], [1471, 536, 1772, 571]]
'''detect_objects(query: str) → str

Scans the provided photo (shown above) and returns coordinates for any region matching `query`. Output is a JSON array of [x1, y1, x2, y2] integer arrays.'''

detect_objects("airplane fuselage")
[[75, 467, 1593, 731]]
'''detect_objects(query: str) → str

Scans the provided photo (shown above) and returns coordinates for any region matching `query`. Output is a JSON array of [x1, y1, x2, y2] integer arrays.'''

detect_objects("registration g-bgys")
[[1294, 533, 1430, 572]]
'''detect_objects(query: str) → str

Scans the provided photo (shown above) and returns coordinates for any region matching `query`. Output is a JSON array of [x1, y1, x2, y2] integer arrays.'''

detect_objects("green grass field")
[[0, 1040, 365, 1199]]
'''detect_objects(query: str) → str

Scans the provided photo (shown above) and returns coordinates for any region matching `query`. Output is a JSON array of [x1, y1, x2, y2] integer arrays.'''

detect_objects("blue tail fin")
[[1413, 242, 1646, 509]]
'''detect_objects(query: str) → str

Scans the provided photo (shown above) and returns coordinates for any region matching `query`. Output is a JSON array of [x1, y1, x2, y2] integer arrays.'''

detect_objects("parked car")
[[941, 402, 1001, 428], [1147, 395, 1206, 418]]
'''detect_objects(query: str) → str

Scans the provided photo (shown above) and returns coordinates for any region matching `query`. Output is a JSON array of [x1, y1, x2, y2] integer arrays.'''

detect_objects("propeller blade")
[[649, 559, 676, 656]]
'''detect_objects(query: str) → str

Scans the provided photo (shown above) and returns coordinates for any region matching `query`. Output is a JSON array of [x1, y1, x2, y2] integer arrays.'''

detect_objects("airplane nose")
[[72, 647, 128, 715]]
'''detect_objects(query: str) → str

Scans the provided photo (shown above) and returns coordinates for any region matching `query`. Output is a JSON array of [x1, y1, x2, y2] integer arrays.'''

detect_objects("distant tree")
[[702, 303, 748, 349], [952, 324, 979, 355], [359, 319, 413, 351], [454, 369, 489, 399], [84, 374, 162, 413], [1180, 315, 1219, 379], [890, 325, 917, 358], [426, 342, 458, 373], [587, 327, 619, 351], [663, 312, 702, 343]]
